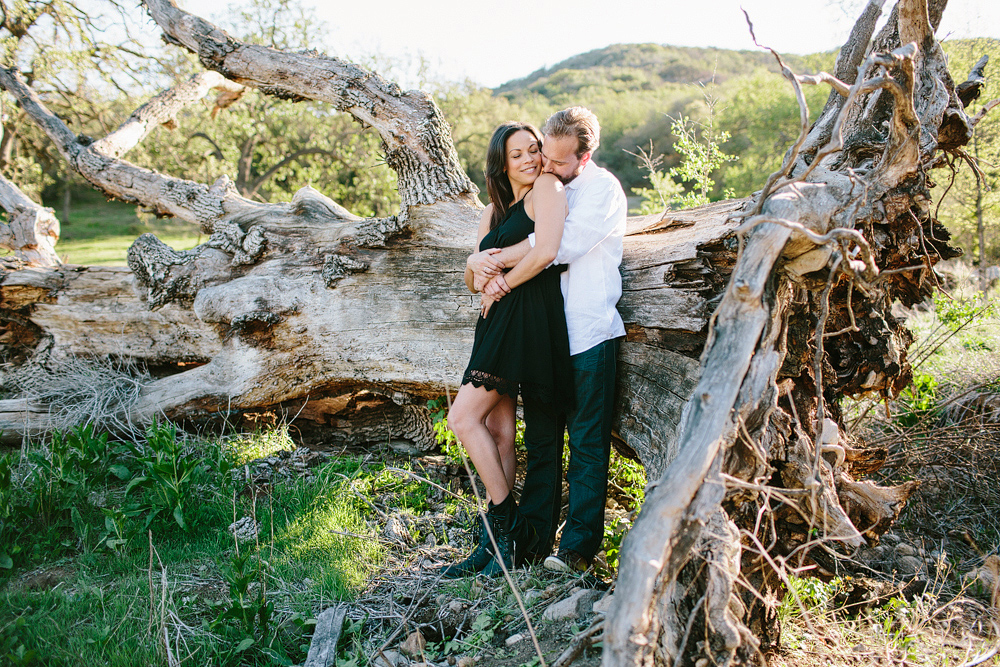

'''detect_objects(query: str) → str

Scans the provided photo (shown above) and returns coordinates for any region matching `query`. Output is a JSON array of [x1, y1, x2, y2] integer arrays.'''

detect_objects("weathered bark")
[[0, 0, 990, 664], [0, 171, 61, 266], [606, 0, 980, 664]]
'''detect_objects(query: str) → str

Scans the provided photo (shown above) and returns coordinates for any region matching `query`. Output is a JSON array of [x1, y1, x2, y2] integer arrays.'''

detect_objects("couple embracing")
[[444, 107, 627, 577]]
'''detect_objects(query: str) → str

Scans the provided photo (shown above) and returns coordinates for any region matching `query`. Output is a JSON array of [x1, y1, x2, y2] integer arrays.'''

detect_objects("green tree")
[[1, 0, 155, 202], [716, 68, 831, 198], [934, 39, 1000, 269]]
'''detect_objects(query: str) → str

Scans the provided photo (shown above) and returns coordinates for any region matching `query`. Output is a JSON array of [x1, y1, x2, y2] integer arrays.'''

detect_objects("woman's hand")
[[480, 292, 498, 319], [467, 248, 505, 281]]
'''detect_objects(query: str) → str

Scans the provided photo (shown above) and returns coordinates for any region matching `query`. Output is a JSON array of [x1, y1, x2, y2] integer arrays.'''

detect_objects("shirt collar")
[[565, 159, 597, 190]]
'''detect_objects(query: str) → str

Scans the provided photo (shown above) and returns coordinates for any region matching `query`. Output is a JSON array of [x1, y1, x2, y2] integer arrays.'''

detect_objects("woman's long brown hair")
[[485, 121, 543, 230]]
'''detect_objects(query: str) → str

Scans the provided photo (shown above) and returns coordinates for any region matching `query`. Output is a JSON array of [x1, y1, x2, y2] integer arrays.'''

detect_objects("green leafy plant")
[[631, 90, 738, 214], [896, 372, 939, 428], [467, 611, 497, 648], [933, 291, 996, 330], [0, 454, 15, 569], [213, 550, 274, 636], [335, 617, 366, 667], [124, 421, 208, 530], [628, 142, 684, 215], [872, 596, 919, 661], [63, 424, 122, 484], [0, 616, 39, 666], [24, 431, 85, 528], [600, 516, 631, 576], [428, 397, 463, 464], [666, 112, 738, 208], [97, 506, 131, 554], [211, 546, 316, 666], [608, 449, 646, 508], [779, 575, 844, 622]]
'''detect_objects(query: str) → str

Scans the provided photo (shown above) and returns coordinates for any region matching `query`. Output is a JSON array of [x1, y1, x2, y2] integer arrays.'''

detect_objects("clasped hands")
[[467, 248, 512, 318]]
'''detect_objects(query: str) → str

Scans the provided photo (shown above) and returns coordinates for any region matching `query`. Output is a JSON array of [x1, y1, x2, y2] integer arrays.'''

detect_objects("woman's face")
[[504, 129, 542, 188]]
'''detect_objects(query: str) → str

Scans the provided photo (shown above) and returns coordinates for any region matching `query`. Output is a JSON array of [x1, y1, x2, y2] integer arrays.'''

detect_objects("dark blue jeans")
[[519, 337, 618, 560]]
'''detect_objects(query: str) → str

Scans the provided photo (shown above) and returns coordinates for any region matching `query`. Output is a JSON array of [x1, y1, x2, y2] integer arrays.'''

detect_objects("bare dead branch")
[[970, 98, 1000, 127], [0, 67, 259, 228], [90, 71, 243, 159], [140, 0, 476, 212], [551, 618, 604, 667]]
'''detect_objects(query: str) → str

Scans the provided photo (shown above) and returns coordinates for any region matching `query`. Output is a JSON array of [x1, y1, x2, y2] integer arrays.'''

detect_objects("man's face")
[[541, 134, 590, 184]]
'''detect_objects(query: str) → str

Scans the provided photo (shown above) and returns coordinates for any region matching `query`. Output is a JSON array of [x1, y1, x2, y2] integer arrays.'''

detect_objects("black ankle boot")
[[441, 512, 493, 579], [480, 494, 516, 577]]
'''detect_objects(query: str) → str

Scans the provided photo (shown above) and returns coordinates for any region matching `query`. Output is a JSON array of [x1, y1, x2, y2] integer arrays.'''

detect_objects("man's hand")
[[480, 292, 497, 318], [483, 274, 511, 299], [467, 248, 504, 282]]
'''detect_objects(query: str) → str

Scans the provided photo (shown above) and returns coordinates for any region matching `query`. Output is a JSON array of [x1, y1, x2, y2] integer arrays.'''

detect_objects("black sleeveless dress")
[[462, 199, 573, 407]]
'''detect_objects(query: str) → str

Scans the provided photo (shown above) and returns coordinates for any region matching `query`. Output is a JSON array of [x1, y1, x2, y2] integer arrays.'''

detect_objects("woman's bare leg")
[[449, 383, 512, 503], [486, 394, 517, 495]]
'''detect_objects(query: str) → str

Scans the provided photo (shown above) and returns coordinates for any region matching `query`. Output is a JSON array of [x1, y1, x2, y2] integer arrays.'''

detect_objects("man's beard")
[[557, 169, 580, 185]]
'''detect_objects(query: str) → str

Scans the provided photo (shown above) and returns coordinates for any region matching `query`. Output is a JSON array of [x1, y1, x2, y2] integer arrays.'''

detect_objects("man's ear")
[[579, 151, 593, 168]]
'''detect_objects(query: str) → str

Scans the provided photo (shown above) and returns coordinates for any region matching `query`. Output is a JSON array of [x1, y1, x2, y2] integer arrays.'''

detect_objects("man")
[[481, 106, 627, 572]]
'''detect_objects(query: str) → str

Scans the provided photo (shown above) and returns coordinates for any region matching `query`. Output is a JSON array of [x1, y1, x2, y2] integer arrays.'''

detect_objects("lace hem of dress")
[[462, 369, 519, 398], [462, 370, 564, 407]]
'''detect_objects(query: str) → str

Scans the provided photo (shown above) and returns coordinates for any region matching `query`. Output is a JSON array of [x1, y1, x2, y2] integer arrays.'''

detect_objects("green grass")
[[903, 268, 1000, 391], [2, 189, 204, 266], [0, 426, 391, 666], [267, 465, 386, 600], [57, 231, 203, 267]]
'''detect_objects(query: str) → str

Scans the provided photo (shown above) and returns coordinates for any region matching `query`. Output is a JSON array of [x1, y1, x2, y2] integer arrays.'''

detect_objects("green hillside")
[[481, 43, 836, 198], [495, 43, 824, 100]]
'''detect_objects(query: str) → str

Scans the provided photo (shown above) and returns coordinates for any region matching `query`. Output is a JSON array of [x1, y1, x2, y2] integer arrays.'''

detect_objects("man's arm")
[[489, 238, 531, 269], [495, 181, 627, 269]]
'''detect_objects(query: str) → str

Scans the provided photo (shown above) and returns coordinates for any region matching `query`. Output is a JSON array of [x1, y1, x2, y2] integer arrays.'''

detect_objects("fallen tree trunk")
[[0, 7, 738, 462], [0, 171, 61, 267], [0, 0, 991, 664], [606, 0, 988, 664]]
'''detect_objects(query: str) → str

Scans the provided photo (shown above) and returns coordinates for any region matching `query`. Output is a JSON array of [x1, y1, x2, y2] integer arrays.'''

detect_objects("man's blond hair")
[[542, 106, 600, 158]]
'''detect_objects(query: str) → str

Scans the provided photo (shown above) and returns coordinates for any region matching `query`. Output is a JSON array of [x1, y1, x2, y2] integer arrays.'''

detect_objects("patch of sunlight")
[[226, 424, 297, 465], [271, 484, 384, 599]]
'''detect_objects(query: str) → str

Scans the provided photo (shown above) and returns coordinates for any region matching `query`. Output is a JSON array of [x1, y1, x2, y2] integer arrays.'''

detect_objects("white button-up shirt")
[[533, 160, 627, 355]]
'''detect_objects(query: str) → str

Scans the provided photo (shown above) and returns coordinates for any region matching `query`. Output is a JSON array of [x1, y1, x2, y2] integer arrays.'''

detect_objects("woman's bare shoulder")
[[479, 202, 494, 222], [534, 173, 564, 192]]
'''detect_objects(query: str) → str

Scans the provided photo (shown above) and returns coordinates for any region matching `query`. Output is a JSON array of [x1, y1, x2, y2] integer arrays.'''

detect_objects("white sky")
[[179, 0, 999, 88]]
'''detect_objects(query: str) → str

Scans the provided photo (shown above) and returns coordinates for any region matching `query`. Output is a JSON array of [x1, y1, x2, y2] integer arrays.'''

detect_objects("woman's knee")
[[449, 408, 476, 442], [487, 419, 514, 447]]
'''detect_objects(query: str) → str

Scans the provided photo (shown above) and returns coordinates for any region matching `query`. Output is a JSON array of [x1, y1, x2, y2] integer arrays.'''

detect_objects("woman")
[[442, 121, 571, 578]]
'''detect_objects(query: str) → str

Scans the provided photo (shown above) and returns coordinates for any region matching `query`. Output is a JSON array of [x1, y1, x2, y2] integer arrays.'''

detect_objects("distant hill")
[[482, 44, 836, 195], [494, 43, 823, 101]]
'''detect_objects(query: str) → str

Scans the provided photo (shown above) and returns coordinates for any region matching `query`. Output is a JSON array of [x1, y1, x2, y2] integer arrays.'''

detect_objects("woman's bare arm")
[[484, 174, 565, 294]]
